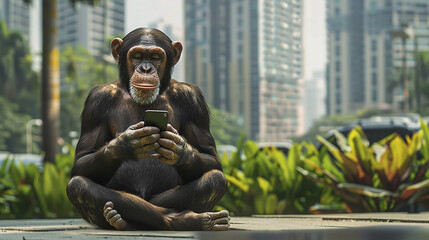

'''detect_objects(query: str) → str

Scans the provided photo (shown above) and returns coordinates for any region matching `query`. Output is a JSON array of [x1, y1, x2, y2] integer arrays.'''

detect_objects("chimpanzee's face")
[[111, 28, 183, 105], [126, 43, 167, 105]]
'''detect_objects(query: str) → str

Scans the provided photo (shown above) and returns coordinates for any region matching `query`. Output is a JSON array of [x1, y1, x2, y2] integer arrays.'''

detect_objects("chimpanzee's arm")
[[170, 82, 222, 182], [70, 85, 123, 184]]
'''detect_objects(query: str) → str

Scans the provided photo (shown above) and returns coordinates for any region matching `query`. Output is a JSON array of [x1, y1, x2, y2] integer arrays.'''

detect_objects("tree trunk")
[[42, 0, 60, 163]]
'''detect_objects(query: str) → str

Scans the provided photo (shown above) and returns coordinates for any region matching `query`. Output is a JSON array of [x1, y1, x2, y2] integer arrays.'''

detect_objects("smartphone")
[[144, 110, 168, 131]]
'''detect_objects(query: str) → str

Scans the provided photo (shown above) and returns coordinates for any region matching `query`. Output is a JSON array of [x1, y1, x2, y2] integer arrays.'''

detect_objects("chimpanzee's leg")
[[67, 175, 229, 231], [149, 169, 228, 213]]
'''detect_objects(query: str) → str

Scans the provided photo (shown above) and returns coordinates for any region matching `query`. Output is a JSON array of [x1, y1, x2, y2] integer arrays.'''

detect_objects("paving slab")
[[1, 212, 429, 239]]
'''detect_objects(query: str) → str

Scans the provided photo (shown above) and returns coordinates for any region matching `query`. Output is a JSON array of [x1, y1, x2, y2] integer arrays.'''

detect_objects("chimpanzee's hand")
[[156, 124, 189, 165], [104, 122, 161, 160]]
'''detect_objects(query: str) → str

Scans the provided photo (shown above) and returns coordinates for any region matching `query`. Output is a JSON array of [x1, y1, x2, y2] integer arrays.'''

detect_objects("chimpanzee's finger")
[[135, 142, 160, 153], [130, 134, 160, 147], [135, 150, 161, 159], [128, 121, 145, 130], [158, 138, 176, 150], [156, 146, 175, 159], [158, 156, 178, 165], [133, 126, 161, 139], [160, 131, 183, 144], [165, 124, 178, 134]]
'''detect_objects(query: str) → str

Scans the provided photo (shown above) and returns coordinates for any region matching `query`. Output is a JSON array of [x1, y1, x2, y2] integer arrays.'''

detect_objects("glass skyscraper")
[[184, 0, 304, 141], [58, 0, 125, 56], [327, 0, 429, 115], [0, 0, 30, 40]]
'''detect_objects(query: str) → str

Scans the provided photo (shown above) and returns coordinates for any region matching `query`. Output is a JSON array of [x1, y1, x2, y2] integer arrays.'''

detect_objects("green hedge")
[[0, 146, 78, 219]]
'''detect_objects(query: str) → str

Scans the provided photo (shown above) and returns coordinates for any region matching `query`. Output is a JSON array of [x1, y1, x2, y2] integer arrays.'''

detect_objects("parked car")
[[258, 141, 293, 157], [319, 114, 421, 153]]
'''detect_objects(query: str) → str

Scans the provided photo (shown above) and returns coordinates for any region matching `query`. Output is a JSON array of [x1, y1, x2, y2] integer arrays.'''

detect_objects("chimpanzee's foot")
[[169, 210, 230, 231], [103, 201, 129, 230], [202, 210, 230, 231]]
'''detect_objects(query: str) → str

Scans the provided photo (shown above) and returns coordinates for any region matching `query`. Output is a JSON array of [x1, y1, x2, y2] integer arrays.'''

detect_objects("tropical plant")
[[33, 149, 76, 218], [299, 119, 429, 212], [0, 156, 39, 218], [0, 146, 78, 219], [216, 137, 321, 215]]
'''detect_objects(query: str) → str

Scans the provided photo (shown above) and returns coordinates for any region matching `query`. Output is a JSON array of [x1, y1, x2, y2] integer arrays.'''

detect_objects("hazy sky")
[[303, 0, 327, 80], [125, 0, 184, 41]]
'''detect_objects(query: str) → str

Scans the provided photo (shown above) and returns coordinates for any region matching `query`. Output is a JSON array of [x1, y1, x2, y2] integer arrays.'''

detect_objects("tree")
[[0, 21, 39, 153], [209, 107, 245, 146], [0, 21, 38, 105], [23, 0, 99, 163], [60, 45, 117, 143], [0, 97, 32, 153], [415, 51, 429, 114]]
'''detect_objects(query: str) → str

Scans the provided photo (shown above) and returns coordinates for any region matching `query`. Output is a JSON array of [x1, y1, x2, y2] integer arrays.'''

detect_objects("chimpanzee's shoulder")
[[167, 80, 210, 122], [83, 82, 125, 114], [167, 80, 206, 105]]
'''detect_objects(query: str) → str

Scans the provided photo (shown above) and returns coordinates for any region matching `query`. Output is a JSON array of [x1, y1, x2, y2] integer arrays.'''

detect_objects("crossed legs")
[[66, 169, 229, 231]]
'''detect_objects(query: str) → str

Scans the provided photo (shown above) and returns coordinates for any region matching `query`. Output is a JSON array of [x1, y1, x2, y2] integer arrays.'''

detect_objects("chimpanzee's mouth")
[[131, 83, 158, 90]]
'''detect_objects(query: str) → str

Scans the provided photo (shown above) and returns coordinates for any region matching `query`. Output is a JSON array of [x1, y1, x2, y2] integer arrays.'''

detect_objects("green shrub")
[[299, 119, 429, 212], [0, 157, 39, 218], [0, 146, 78, 219], [216, 137, 321, 215]]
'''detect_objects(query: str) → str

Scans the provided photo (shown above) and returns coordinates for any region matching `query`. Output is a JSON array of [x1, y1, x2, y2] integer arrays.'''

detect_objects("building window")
[[203, 26, 207, 39], [335, 77, 341, 89], [371, 56, 377, 68], [336, 93, 341, 104], [335, 31, 340, 41], [372, 73, 378, 101], [335, 45, 340, 56], [238, 31, 243, 40], [371, 39, 377, 51], [335, 61, 341, 72], [334, 7, 340, 16], [238, 44, 243, 55]]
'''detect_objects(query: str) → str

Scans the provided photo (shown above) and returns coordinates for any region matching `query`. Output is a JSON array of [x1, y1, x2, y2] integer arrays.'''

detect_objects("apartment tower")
[[184, 0, 303, 141], [327, 0, 429, 115]]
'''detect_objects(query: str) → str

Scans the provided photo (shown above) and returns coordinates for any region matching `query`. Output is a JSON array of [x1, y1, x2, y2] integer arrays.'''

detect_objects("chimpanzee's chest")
[[108, 94, 180, 136]]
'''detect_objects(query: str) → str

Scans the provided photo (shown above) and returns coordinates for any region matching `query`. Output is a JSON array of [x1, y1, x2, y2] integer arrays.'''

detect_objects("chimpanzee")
[[66, 28, 230, 231]]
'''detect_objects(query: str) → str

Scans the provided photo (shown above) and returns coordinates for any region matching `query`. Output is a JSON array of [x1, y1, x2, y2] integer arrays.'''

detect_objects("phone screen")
[[144, 110, 168, 131]]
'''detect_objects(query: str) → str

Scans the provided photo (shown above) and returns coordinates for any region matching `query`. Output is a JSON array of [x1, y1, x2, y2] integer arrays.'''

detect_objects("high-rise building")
[[304, 71, 326, 131], [326, 0, 429, 115], [148, 19, 183, 81], [184, 0, 303, 141], [0, 0, 30, 40], [58, 0, 125, 56]]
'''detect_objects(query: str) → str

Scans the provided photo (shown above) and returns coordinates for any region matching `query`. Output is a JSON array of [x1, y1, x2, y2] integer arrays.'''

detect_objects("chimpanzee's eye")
[[152, 54, 160, 60], [133, 53, 143, 59]]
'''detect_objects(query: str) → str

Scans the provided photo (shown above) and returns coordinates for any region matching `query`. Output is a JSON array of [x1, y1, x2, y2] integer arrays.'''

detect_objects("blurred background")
[[2, 0, 429, 219], [0, 0, 428, 159]]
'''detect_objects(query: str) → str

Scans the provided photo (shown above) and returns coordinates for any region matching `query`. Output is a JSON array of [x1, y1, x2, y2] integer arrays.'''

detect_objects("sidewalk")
[[1, 212, 429, 239]]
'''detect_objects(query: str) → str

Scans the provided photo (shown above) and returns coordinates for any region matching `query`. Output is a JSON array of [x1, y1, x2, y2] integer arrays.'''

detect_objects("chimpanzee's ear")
[[172, 41, 183, 65], [111, 38, 123, 63]]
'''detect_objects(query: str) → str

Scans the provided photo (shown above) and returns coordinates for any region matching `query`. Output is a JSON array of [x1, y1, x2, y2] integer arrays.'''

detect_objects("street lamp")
[[26, 119, 43, 154], [391, 23, 410, 113]]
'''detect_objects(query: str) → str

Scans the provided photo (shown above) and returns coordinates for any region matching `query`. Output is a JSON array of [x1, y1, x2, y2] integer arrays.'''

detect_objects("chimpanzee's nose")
[[140, 63, 154, 74]]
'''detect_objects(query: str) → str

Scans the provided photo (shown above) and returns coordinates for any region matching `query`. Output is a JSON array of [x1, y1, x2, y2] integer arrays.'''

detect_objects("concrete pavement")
[[1, 212, 429, 239]]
